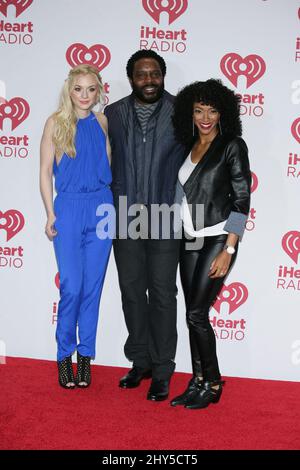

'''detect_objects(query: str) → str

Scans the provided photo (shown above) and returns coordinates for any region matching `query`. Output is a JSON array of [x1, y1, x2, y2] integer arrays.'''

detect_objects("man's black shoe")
[[147, 379, 170, 401], [119, 366, 152, 389]]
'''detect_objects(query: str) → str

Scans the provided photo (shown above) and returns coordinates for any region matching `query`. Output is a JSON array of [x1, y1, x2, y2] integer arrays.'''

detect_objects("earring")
[[218, 120, 223, 135], [192, 118, 195, 137]]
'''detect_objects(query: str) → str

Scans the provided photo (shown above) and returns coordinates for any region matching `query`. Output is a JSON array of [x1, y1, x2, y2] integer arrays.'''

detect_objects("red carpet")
[[0, 357, 300, 450]]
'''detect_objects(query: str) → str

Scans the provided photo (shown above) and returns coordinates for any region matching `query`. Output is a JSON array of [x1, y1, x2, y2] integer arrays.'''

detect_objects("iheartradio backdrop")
[[0, 0, 300, 381]]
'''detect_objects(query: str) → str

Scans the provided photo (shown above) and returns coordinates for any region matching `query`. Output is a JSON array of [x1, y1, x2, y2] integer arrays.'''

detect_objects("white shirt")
[[178, 153, 228, 238]]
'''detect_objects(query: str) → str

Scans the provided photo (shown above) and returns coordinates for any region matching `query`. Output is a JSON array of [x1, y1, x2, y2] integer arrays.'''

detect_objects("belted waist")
[[57, 187, 111, 200]]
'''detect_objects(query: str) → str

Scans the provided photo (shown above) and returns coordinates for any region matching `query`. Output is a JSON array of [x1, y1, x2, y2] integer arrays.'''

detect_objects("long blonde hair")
[[53, 65, 104, 158]]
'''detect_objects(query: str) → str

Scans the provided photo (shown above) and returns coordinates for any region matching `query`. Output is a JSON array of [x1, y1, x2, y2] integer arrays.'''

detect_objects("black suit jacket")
[[105, 91, 186, 237]]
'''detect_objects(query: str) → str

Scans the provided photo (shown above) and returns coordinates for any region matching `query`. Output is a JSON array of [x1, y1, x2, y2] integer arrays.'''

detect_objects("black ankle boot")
[[170, 376, 202, 406], [57, 356, 76, 389], [76, 352, 91, 388], [185, 379, 225, 409]]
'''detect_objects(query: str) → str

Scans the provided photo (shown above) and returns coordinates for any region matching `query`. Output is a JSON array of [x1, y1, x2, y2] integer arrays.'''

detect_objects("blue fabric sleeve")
[[224, 210, 248, 238]]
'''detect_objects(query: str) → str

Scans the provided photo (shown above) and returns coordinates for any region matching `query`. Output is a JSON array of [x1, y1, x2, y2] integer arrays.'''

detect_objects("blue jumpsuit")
[[53, 112, 113, 361]]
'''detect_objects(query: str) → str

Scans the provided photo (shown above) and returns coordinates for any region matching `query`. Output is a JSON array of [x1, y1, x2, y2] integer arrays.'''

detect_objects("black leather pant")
[[180, 234, 238, 382]]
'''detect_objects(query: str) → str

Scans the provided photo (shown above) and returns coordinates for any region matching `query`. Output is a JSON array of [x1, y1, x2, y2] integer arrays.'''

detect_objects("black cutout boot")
[[185, 379, 225, 409], [57, 356, 76, 389], [170, 376, 203, 407], [76, 352, 91, 388]]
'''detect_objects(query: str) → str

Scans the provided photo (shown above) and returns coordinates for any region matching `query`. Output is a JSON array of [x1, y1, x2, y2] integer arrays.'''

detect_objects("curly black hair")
[[173, 79, 242, 150], [126, 50, 167, 79]]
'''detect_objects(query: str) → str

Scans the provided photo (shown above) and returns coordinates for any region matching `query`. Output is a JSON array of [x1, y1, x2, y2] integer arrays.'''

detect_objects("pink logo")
[[66, 43, 111, 72], [282, 231, 300, 264], [142, 0, 188, 25], [55, 272, 60, 289], [0, 0, 33, 18], [213, 282, 248, 315], [251, 172, 258, 193], [0, 209, 25, 241], [291, 118, 300, 144], [0, 97, 30, 131], [220, 53, 266, 89]]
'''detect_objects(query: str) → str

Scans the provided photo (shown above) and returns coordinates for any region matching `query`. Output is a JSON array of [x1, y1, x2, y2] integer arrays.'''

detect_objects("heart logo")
[[213, 282, 248, 315], [142, 0, 188, 25], [55, 272, 60, 289], [0, 0, 33, 18], [251, 172, 258, 194], [0, 210, 25, 241], [66, 43, 111, 72], [220, 53, 266, 89], [0, 97, 30, 131], [282, 231, 300, 264], [291, 117, 300, 144]]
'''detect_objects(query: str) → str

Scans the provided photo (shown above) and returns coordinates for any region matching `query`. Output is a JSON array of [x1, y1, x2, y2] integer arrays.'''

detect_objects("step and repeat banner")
[[0, 0, 299, 381]]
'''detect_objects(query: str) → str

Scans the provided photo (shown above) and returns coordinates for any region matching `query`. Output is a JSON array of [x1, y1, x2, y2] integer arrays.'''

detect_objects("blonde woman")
[[40, 65, 113, 389]]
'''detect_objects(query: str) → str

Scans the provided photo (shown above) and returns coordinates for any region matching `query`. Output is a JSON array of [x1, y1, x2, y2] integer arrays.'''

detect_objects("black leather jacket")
[[183, 135, 251, 231]]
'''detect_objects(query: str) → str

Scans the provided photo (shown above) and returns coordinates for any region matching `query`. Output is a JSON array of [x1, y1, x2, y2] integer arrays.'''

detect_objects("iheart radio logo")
[[213, 282, 248, 315], [251, 171, 258, 193], [142, 0, 188, 25], [220, 53, 266, 89], [55, 272, 60, 289], [291, 117, 300, 144], [0, 97, 30, 131], [282, 231, 300, 264], [66, 44, 111, 72], [0, 209, 25, 241], [0, 0, 33, 18]]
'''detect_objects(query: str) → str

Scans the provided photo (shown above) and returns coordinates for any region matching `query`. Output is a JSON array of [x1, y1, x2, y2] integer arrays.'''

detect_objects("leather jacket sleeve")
[[226, 137, 251, 215]]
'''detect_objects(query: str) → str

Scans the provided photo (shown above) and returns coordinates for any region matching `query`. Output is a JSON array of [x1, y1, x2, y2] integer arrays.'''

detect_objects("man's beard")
[[132, 82, 165, 104]]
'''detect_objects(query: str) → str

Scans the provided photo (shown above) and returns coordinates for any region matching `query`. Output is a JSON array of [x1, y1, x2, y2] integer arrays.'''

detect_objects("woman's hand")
[[45, 213, 57, 240], [209, 250, 231, 278]]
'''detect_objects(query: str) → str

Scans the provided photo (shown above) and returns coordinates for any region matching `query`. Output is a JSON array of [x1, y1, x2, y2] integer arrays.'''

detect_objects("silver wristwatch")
[[224, 244, 236, 255]]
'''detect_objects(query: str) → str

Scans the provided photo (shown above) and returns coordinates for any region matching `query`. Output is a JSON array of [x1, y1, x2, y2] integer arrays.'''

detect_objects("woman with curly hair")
[[40, 65, 113, 389], [171, 79, 251, 409]]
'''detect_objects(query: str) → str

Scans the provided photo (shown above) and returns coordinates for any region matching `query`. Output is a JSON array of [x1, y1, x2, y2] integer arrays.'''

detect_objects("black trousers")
[[113, 238, 180, 380], [180, 234, 238, 382]]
